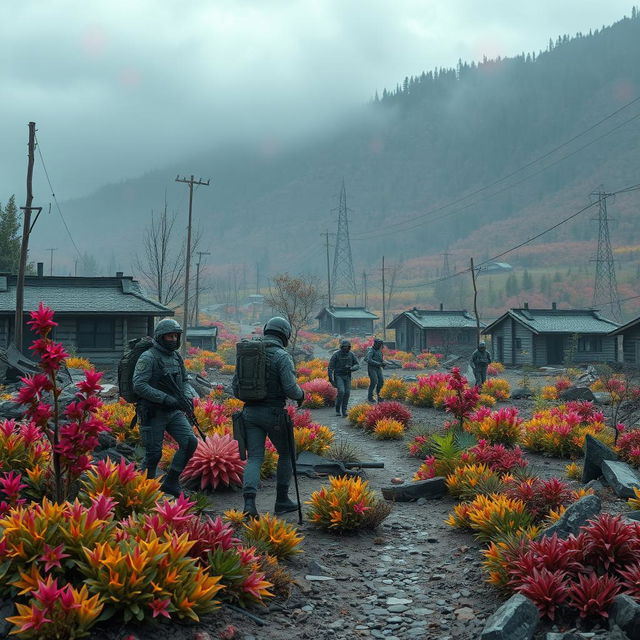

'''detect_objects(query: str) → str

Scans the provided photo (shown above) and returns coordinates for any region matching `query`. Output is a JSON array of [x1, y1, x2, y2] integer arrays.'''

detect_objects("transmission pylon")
[[331, 180, 358, 297], [591, 189, 622, 322]]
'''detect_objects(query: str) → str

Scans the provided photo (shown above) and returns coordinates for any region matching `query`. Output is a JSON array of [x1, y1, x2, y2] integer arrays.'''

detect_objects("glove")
[[297, 391, 305, 408], [164, 395, 180, 410]]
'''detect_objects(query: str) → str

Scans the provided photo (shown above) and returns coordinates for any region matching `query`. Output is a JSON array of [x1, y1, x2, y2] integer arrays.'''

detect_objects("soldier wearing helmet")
[[471, 340, 492, 386], [364, 337, 387, 402], [328, 339, 360, 417], [132, 317, 198, 497], [232, 316, 304, 518]]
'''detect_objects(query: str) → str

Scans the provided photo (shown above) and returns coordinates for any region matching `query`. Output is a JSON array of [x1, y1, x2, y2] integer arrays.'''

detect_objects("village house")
[[316, 306, 378, 335], [386, 308, 484, 354], [0, 267, 173, 367], [483, 303, 619, 366], [186, 326, 218, 351], [609, 316, 640, 366]]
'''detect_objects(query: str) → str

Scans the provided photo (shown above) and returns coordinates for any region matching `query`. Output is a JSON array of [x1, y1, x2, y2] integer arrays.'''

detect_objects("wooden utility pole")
[[256, 262, 260, 294], [322, 230, 332, 307], [470, 257, 481, 345], [362, 271, 368, 308], [14, 122, 37, 352], [47, 248, 57, 275], [175, 174, 209, 355], [194, 250, 211, 327], [381, 256, 387, 341]]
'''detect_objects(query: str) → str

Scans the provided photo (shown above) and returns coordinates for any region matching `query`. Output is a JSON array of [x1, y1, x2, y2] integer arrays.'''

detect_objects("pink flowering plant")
[[445, 367, 480, 432], [17, 303, 108, 502]]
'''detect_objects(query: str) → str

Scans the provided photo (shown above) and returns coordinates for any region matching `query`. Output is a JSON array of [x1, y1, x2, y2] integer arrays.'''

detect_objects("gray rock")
[[608, 624, 632, 640], [387, 605, 409, 613], [0, 600, 13, 637], [308, 559, 330, 575], [582, 434, 619, 483], [545, 634, 581, 640], [536, 494, 601, 540], [584, 479, 605, 492], [601, 460, 640, 498], [481, 594, 539, 640], [625, 510, 640, 522], [305, 575, 334, 581], [592, 391, 613, 405], [609, 594, 640, 640], [97, 432, 118, 450], [511, 387, 533, 399], [386, 597, 412, 606], [0, 400, 24, 419], [559, 386, 595, 402], [381, 477, 446, 502]]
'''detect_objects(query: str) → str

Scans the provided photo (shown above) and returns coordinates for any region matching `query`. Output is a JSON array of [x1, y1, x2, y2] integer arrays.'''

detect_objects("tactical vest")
[[333, 351, 355, 376], [244, 341, 288, 407]]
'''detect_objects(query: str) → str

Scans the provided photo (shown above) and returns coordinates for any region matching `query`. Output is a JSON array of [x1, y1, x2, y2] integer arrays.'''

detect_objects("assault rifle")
[[159, 373, 207, 442]]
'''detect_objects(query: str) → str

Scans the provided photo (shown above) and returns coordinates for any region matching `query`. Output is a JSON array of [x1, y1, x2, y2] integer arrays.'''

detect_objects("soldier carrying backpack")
[[130, 318, 199, 497], [232, 316, 305, 518]]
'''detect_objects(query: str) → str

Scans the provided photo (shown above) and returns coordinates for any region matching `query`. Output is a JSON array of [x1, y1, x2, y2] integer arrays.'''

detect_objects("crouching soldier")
[[133, 318, 199, 497], [328, 339, 360, 417]]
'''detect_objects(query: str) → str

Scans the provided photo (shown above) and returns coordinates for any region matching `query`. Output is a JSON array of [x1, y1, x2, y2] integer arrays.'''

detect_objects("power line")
[[353, 99, 640, 241], [396, 180, 640, 291], [35, 136, 83, 259]]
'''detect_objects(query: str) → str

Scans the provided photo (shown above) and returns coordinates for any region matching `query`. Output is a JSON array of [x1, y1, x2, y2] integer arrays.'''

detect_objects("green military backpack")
[[235, 339, 268, 401], [117, 336, 154, 403]]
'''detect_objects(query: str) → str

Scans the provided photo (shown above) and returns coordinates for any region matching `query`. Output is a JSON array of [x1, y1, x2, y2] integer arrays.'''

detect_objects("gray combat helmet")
[[154, 318, 183, 351], [340, 339, 351, 349], [373, 338, 384, 347], [263, 316, 292, 345]]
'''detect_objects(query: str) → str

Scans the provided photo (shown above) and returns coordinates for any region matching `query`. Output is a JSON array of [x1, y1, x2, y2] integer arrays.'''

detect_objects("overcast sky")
[[0, 0, 635, 202]]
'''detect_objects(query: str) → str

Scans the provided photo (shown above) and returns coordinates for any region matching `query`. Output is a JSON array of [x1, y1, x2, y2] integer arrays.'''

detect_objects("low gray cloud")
[[0, 0, 633, 201]]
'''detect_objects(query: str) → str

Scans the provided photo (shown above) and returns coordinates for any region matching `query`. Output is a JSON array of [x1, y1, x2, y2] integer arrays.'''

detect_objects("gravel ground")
[[86, 368, 629, 640]]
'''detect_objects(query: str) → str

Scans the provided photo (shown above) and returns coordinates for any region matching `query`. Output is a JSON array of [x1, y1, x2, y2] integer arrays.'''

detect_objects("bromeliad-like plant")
[[481, 378, 511, 401], [364, 401, 412, 430], [413, 431, 476, 480], [242, 513, 303, 559], [515, 568, 569, 621], [306, 475, 390, 532], [78, 458, 163, 519], [180, 433, 246, 491], [406, 372, 451, 407], [287, 406, 335, 454], [300, 378, 337, 407], [616, 427, 640, 468], [445, 464, 502, 500], [379, 378, 408, 401], [445, 368, 480, 432], [567, 572, 620, 619], [465, 407, 522, 446], [17, 304, 108, 502], [96, 399, 138, 444], [373, 418, 405, 440], [469, 440, 528, 474], [503, 477, 575, 521], [6, 575, 104, 639]]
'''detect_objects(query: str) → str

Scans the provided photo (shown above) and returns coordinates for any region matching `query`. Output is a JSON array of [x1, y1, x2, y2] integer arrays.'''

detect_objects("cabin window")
[[77, 318, 115, 349], [578, 337, 603, 353]]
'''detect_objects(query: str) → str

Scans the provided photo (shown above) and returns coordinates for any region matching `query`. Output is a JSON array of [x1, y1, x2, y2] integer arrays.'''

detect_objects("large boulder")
[[481, 594, 539, 640], [601, 460, 640, 499], [381, 477, 446, 502], [582, 434, 619, 483], [536, 494, 601, 540], [609, 594, 640, 640], [0, 401, 25, 420], [559, 386, 595, 402], [511, 387, 534, 399]]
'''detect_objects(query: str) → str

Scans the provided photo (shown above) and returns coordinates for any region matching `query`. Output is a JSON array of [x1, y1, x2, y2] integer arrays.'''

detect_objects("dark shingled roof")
[[0, 275, 172, 316], [387, 309, 484, 330], [316, 306, 378, 320], [484, 308, 619, 335]]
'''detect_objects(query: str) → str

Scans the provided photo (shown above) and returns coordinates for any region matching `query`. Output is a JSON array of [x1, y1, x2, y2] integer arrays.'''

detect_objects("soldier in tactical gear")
[[132, 318, 199, 497], [364, 338, 386, 402], [232, 316, 305, 518], [328, 339, 360, 417], [471, 341, 492, 386]]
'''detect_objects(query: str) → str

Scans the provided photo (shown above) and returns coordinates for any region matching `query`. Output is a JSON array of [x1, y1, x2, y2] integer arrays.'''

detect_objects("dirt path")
[[92, 369, 588, 640]]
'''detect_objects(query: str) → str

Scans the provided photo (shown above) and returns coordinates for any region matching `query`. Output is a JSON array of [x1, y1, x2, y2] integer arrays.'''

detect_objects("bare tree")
[[266, 273, 321, 359], [134, 201, 201, 309]]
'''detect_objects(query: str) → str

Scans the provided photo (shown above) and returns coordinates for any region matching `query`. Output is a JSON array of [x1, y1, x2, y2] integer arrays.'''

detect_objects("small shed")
[[609, 317, 640, 365], [186, 326, 218, 351], [387, 308, 483, 354], [316, 306, 378, 335], [483, 304, 619, 366], [0, 271, 172, 367]]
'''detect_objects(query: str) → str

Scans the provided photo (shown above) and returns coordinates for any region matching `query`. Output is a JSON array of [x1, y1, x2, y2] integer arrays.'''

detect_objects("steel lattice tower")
[[592, 189, 622, 322], [331, 181, 358, 296]]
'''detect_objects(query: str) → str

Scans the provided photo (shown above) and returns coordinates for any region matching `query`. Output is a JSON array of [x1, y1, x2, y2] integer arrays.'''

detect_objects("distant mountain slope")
[[46, 11, 640, 278]]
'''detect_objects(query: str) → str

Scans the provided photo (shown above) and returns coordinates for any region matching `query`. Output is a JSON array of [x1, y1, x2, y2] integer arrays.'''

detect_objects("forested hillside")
[[32, 9, 640, 318]]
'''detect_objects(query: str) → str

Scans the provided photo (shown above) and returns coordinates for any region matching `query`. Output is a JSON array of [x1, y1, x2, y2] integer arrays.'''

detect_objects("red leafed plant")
[[364, 401, 412, 430], [17, 303, 108, 502], [567, 572, 620, 618], [580, 513, 640, 572], [300, 378, 337, 406], [515, 568, 569, 621], [469, 440, 528, 473], [505, 477, 574, 520], [617, 562, 640, 599], [180, 433, 246, 490], [445, 367, 480, 431]]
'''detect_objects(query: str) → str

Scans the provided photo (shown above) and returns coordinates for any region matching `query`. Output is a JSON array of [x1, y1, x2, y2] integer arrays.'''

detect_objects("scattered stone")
[[381, 477, 446, 502], [584, 479, 605, 492], [625, 511, 640, 522], [511, 387, 533, 399], [387, 605, 409, 613], [455, 607, 475, 621], [592, 391, 612, 405], [327, 619, 344, 630], [544, 634, 581, 639], [537, 494, 601, 540], [480, 593, 539, 640], [582, 434, 619, 482], [601, 460, 640, 498], [559, 387, 595, 402], [386, 597, 412, 606], [308, 559, 330, 575], [305, 575, 335, 581], [431, 574, 446, 581], [0, 400, 24, 419], [390, 477, 404, 485], [609, 594, 640, 640]]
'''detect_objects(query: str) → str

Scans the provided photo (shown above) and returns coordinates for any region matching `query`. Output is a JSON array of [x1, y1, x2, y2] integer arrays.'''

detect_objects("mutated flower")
[[27, 302, 57, 337], [39, 544, 70, 572], [148, 598, 171, 619], [17, 374, 52, 405]]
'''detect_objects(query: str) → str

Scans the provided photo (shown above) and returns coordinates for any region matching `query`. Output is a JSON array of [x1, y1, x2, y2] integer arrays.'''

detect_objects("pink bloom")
[[17, 374, 52, 405], [27, 303, 57, 337], [352, 500, 369, 515], [149, 598, 171, 619], [39, 544, 70, 573]]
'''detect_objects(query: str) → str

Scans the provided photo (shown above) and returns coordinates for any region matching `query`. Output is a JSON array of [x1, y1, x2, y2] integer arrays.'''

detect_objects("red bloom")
[[148, 598, 171, 619], [17, 374, 52, 405], [39, 543, 70, 572], [27, 303, 57, 337], [76, 369, 103, 395]]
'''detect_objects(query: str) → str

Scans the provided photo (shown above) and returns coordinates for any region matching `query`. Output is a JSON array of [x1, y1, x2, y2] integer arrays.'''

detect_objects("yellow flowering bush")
[[307, 475, 391, 532], [347, 403, 371, 428], [373, 418, 405, 440], [481, 378, 511, 401], [242, 513, 303, 559], [97, 399, 138, 443], [351, 376, 370, 389], [565, 462, 582, 480], [64, 356, 95, 370], [445, 463, 502, 500], [379, 377, 408, 401]]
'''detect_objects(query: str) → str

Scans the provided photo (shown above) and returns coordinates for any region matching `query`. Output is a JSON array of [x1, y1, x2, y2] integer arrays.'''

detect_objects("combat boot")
[[274, 484, 298, 515], [243, 494, 259, 519], [160, 469, 182, 498]]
